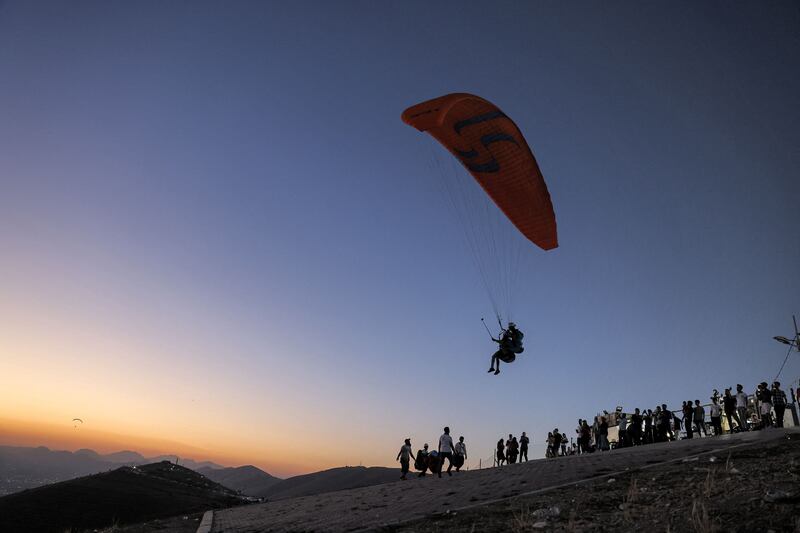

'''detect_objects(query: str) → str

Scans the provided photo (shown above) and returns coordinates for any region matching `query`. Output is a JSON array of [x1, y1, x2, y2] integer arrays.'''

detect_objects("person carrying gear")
[[414, 443, 430, 477]]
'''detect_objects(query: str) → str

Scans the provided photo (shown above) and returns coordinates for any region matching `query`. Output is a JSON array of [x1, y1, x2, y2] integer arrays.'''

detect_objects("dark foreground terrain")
[[0, 461, 246, 533], [383, 433, 800, 533]]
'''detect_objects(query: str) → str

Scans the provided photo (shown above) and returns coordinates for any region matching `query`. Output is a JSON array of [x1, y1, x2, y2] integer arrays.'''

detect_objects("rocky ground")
[[383, 433, 800, 533], [113, 512, 205, 533]]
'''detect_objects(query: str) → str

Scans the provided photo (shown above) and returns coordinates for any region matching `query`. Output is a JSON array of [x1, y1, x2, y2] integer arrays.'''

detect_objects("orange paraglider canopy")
[[402, 93, 557, 251]]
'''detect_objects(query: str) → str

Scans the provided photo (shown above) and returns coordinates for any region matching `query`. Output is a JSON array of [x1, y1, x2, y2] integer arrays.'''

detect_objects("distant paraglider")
[[72, 418, 83, 428]]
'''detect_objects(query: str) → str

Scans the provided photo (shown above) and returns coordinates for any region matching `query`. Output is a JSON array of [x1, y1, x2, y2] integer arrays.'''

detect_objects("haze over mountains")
[[0, 445, 224, 495], [1, 444, 406, 502]]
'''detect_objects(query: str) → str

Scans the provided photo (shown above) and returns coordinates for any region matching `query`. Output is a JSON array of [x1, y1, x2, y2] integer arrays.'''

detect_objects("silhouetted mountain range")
[[0, 461, 246, 533], [0, 445, 223, 495], [1, 445, 407, 503]]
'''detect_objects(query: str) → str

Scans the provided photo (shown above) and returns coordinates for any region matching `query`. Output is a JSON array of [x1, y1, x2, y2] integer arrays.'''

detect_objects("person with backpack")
[[487, 323, 524, 375]]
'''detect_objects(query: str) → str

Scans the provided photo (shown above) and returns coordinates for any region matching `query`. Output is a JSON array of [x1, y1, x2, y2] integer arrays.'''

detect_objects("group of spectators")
[[396, 426, 467, 480], [495, 432, 531, 465], [396, 381, 795, 478], [550, 380, 795, 456]]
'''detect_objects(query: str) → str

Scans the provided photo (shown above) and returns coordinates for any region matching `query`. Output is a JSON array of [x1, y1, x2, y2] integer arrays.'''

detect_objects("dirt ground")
[[381, 434, 800, 533], [110, 511, 205, 533]]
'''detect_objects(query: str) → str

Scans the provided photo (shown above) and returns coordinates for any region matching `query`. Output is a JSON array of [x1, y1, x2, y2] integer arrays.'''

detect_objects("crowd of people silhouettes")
[[397, 381, 795, 478]]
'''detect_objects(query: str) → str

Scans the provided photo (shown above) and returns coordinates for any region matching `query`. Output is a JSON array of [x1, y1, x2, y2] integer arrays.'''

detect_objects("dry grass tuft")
[[622, 477, 638, 523], [691, 469, 717, 533], [725, 452, 733, 473], [691, 497, 713, 533], [510, 504, 535, 533]]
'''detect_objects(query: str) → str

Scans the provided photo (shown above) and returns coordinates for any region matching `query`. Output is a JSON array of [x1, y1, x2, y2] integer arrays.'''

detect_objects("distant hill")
[[0, 445, 224, 495], [0, 445, 118, 495], [0, 461, 247, 533], [103, 450, 147, 463], [197, 464, 282, 496], [259, 466, 403, 500], [152, 455, 224, 471]]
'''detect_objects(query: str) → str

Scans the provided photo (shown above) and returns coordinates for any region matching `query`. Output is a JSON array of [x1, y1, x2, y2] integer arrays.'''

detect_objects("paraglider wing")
[[402, 93, 558, 251], [72, 418, 83, 423]]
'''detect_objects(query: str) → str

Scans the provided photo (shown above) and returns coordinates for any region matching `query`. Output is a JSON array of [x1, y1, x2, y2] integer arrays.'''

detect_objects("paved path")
[[210, 430, 793, 532]]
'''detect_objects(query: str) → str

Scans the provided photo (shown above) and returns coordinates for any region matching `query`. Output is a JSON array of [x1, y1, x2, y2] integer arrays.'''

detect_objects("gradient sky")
[[1, 1, 798, 478]]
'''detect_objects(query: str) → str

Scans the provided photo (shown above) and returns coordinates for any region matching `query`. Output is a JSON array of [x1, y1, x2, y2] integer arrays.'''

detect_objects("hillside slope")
[[259, 465, 402, 500], [0, 461, 246, 533], [198, 464, 281, 496]]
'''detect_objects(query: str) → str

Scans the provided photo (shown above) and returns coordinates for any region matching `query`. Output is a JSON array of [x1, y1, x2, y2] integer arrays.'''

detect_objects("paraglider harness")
[[483, 318, 524, 362]]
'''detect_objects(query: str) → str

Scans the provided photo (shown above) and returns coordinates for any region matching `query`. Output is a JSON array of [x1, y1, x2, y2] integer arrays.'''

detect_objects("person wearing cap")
[[396, 438, 416, 480], [771, 382, 787, 428]]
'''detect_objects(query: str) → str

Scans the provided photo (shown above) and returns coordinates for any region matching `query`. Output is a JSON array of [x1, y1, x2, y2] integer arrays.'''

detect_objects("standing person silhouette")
[[709, 397, 723, 435], [437, 427, 455, 477], [723, 389, 742, 432], [396, 439, 415, 480], [772, 382, 787, 428], [454, 436, 467, 472], [519, 432, 530, 461], [735, 384, 749, 431], [693, 400, 707, 436], [496, 438, 506, 466]]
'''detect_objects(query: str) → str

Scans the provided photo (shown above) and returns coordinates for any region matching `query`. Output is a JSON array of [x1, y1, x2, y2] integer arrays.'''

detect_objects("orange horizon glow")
[[0, 416, 376, 478], [0, 293, 404, 479]]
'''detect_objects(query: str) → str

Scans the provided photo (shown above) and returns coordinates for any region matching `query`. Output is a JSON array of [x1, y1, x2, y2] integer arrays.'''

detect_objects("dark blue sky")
[[1, 1, 798, 471]]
